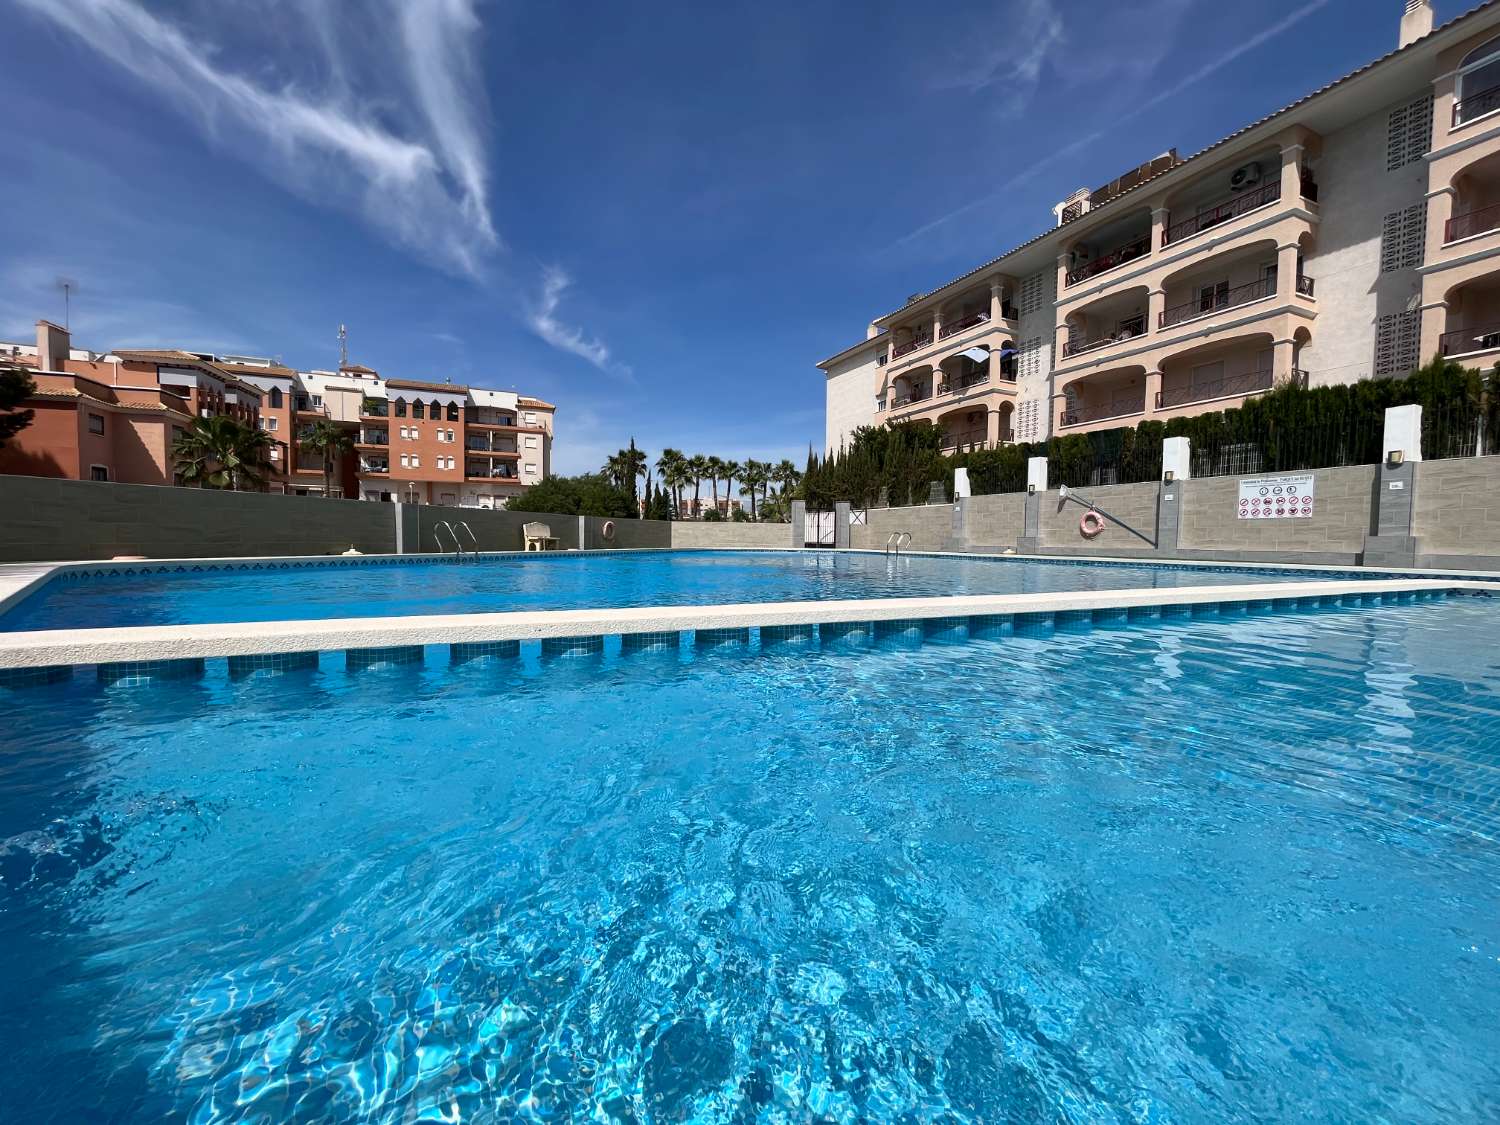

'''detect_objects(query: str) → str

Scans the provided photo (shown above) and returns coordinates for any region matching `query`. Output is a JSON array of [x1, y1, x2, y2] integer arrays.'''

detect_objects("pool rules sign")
[[1237, 473, 1315, 519]]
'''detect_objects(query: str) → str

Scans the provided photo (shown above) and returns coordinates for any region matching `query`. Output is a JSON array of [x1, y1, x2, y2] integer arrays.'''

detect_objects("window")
[[90, 465, 109, 481], [395, 400, 407, 417], [87, 413, 104, 434], [446, 403, 459, 421], [1189, 361, 1225, 395], [449, 428, 456, 442], [524, 412, 537, 425], [412, 401, 425, 419], [1386, 94, 1433, 168], [1380, 204, 1427, 271], [262, 416, 279, 432], [269, 447, 281, 461], [269, 387, 283, 408], [877, 352, 888, 366], [1456, 37, 1500, 127], [875, 396, 887, 411], [1198, 281, 1230, 313], [525, 462, 538, 475], [524, 435, 538, 448], [1375, 309, 1421, 376], [310, 394, 323, 408], [411, 454, 420, 468], [400, 453, 410, 468]]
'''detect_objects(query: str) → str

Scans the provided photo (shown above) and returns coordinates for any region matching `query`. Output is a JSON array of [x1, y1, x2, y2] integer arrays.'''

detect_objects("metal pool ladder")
[[455, 520, 478, 558], [885, 530, 911, 556], [434, 521, 467, 562]]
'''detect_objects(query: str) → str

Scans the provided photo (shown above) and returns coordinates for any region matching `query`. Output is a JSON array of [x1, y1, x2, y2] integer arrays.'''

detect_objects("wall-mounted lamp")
[[1387, 450, 1405, 466], [1027, 484, 1036, 495], [1163, 470, 1175, 483]]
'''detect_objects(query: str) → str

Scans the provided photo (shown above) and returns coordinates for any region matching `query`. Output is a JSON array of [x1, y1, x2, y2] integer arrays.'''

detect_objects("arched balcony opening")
[[1062, 287, 1149, 357], [890, 365, 936, 409], [1453, 34, 1500, 127], [1059, 365, 1148, 429], [937, 347, 990, 397], [1159, 144, 1313, 247], [1156, 332, 1287, 412], [937, 401, 1013, 452], [1064, 208, 1153, 287], [1445, 150, 1500, 242], [938, 285, 997, 340], [1158, 239, 1291, 330], [889, 318, 933, 361], [1438, 277, 1500, 359]]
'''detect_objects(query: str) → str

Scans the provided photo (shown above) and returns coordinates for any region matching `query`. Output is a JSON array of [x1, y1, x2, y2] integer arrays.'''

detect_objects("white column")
[[1027, 456, 1048, 493], [1383, 404, 1423, 463], [1162, 436, 1191, 481]]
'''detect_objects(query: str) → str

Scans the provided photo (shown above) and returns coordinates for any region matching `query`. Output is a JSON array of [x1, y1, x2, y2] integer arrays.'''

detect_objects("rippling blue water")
[[2, 600, 1498, 1122], [0, 550, 1370, 632]]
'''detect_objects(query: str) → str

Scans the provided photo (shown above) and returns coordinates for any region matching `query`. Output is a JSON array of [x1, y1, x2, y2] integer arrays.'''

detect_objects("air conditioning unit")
[[1229, 162, 1263, 192]]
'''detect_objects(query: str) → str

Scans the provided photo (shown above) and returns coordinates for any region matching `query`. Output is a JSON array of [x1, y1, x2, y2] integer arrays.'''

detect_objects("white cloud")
[[899, 0, 1333, 244], [939, 0, 1065, 111], [528, 266, 612, 369], [18, 0, 497, 276]]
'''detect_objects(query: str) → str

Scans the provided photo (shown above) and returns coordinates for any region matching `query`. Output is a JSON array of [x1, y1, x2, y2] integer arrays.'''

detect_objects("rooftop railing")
[[1066, 235, 1150, 286], [1445, 201, 1500, 243], [1161, 181, 1282, 246]]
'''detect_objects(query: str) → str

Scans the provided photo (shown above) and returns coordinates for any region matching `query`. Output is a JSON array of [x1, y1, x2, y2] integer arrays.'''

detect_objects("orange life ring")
[[601, 520, 617, 542], [1079, 510, 1106, 539]]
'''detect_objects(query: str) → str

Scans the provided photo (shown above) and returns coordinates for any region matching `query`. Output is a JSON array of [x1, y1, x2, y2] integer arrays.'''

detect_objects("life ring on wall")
[[1079, 510, 1106, 539], [601, 520, 616, 543]]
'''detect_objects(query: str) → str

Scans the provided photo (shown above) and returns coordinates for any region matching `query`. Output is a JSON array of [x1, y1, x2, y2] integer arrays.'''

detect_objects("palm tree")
[[173, 415, 274, 491], [773, 459, 800, 497], [299, 420, 355, 498], [705, 455, 726, 515], [739, 459, 770, 521], [602, 450, 632, 491], [687, 454, 711, 518], [656, 448, 686, 514], [720, 459, 741, 515], [664, 460, 692, 519]]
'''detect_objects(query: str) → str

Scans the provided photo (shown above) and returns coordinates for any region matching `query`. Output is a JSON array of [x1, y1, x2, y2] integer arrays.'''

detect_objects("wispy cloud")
[[899, 0, 1332, 244], [17, 0, 497, 276], [528, 266, 613, 370], [937, 0, 1065, 111]]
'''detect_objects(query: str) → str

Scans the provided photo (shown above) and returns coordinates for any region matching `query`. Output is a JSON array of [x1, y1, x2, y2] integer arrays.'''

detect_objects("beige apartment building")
[[819, 1, 1500, 452]]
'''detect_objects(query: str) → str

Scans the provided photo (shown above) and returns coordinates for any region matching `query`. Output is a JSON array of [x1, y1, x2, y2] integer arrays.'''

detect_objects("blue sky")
[[0, 0, 1457, 474]]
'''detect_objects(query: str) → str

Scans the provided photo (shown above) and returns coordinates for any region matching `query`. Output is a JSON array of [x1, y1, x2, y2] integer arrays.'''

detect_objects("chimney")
[[1400, 1, 1434, 49], [36, 319, 70, 372]]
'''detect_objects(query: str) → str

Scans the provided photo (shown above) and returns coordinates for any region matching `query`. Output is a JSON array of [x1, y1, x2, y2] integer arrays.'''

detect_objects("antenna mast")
[[338, 324, 348, 369]]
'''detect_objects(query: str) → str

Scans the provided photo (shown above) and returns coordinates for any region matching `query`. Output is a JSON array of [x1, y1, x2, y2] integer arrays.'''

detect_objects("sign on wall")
[[1237, 473, 1315, 519]]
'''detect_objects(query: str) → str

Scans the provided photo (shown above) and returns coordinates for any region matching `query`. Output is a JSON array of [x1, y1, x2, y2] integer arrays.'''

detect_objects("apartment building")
[[819, 1, 1500, 452], [1, 319, 557, 507]]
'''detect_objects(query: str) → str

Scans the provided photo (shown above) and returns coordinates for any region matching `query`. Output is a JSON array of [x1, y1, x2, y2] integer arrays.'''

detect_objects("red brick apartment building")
[[0, 319, 556, 507]]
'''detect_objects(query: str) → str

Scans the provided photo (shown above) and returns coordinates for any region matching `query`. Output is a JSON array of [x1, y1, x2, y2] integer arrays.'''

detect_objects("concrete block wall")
[[403, 505, 582, 553], [1177, 465, 1377, 562], [1413, 457, 1500, 561], [667, 521, 792, 549], [0, 474, 397, 562], [963, 493, 1026, 550], [1038, 481, 1161, 554], [851, 503, 955, 551], [583, 517, 672, 550]]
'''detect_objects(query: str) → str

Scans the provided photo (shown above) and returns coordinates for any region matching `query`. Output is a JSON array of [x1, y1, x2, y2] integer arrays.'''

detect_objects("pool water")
[[2, 599, 1497, 1121], [0, 550, 1366, 632]]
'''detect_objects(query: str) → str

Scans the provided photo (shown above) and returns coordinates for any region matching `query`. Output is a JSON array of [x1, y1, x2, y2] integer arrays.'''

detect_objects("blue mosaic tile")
[[346, 646, 424, 671], [760, 625, 816, 650], [621, 631, 681, 653], [450, 641, 520, 664], [98, 658, 205, 687], [872, 619, 924, 648], [1092, 607, 1129, 628], [1013, 612, 1055, 636], [541, 635, 604, 659], [921, 617, 969, 643], [694, 627, 751, 649], [1053, 609, 1092, 631], [227, 651, 319, 679], [968, 615, 1014, 639], [0, 665, 72, 688], [820, 621, 872, 649]]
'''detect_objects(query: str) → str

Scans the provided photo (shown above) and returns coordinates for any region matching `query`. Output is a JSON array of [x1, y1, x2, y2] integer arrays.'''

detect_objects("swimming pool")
[[1, 597, 1496, 1120], [0, 549, 1375, 632]]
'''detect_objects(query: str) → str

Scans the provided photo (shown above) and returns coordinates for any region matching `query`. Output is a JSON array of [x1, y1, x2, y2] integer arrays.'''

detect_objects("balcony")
[[361, 400, 389, 418], [939, 428, 1013, 451], [359, 460, 390, 475], [358, 432, 388, 446], [1063, 314, 1146, 357], [1156, 367, 1272, 409], [1446, 202, 1500, 243], [890, 388, 932, 408], [1439, 321, 1500, 356], [891, 335, 932, 360], [1453, 82, 1500, 127], [466, 465, 518, 480], [1066, 235, 1149, 287], [938, 311, 990, 339], [1160, 277, 1277, 329], [936, 371, 994, 397], [1061, 394, 1146, 427], [1161, 182, 1282, 246]]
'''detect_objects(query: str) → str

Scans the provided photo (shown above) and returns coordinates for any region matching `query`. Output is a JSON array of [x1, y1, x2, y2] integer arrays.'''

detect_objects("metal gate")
[[806, 510, 835, 546]]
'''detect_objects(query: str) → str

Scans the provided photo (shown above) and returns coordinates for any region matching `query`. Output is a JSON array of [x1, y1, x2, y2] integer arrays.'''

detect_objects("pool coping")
[[0, 577, 1487, 671]]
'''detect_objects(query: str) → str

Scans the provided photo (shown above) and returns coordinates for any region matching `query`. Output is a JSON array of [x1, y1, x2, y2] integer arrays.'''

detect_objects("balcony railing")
[[939, 428, 1002, 451], [361, 401, 388, 418], [938, 311, 990, 339], [359, 461, 390, 474], [1062, 315, 1146, 357], [1155, 367, 1274, 410], [1159, 277, 1277, 329], [1061, 395, 1147, 427], [891, 335, 932, 360], [1066, 235, 1150, 286], [467, 466, 518, 479], [935, 371, 994, 397], [890, 388, 932, 408], [359, 433, 388, 446], [1454, 82, 1500, 127], [1445, 201, 1500, 243], [1161, 182, 1282, 246], [1439, 321, 1500, 356]]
